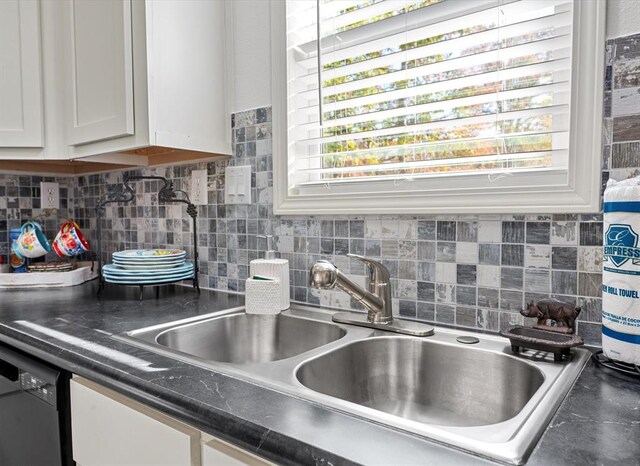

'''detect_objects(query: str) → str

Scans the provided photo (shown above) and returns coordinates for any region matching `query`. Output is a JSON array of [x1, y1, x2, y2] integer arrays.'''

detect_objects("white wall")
[[231, 0, 640, 113]]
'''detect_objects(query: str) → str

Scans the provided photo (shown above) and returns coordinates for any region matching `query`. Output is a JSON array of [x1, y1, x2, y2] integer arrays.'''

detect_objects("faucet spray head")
[[309, 260, 338, 289]]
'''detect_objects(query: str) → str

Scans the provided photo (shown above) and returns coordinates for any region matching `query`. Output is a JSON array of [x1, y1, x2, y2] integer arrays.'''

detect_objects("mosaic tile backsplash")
[[0, 175, 73, 261], [5, 33, 640, 346]]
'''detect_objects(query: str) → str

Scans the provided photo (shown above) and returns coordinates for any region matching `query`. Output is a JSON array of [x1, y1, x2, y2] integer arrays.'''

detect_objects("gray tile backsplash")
[[4, 33, 640, 347], [0, 175, 73, 261]]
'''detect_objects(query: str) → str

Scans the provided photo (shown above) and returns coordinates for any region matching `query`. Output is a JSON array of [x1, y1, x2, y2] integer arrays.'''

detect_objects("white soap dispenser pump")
[[249, 234, 290, 310]]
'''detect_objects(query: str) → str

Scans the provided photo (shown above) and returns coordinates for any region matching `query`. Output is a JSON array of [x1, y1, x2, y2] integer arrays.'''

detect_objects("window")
[[272, 0, 606, 214]]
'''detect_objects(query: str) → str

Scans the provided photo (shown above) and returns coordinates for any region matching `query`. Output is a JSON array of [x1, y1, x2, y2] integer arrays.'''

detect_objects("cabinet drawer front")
[[0, 0, 44, 148], [70, 378, 197, 466], [66, 0, 134, 146]]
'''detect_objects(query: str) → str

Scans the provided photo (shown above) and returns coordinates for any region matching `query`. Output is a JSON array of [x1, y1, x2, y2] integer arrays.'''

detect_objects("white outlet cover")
[[191, 170, 208, 205], [225, 166, 252, 204], [40, 182, 60, 209]]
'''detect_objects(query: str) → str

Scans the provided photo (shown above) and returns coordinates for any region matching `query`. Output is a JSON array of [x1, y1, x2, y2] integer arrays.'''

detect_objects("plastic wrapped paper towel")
[[603, 177, 640, 365]]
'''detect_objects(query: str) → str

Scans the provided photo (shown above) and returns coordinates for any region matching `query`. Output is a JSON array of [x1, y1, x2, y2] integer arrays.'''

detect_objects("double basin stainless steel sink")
[[115, 305, 590, 464]]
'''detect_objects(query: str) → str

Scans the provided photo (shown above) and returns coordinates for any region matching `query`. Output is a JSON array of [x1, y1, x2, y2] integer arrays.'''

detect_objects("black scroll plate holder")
[[95, 174, 200, 301], [591, 350, 640, 379]]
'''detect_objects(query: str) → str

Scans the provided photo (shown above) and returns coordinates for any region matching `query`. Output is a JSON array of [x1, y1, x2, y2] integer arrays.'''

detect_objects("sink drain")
[[456, 336, 480, 344]]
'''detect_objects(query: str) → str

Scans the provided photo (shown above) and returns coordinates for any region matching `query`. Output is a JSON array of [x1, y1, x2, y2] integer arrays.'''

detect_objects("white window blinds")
[[286, 0, 573, 187]]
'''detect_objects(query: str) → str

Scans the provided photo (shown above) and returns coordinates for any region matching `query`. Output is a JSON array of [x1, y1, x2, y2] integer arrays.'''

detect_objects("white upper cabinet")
[[0, 0, 231, 167], [0, 0, 44, 148], [63, 0, 232, 161], [65, 0, 134, 146], [147, 0, 230, 156]]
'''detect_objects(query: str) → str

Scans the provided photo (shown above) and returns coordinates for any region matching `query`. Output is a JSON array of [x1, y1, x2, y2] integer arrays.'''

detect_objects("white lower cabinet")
[[201, 436, 272, 466], [70, 377, 273, 466]]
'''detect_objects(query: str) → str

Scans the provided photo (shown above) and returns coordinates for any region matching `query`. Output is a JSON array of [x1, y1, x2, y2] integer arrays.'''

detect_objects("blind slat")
[[289, 56, 571, 106], [293, 12, 572, 88], [294, 88, 570, 130], [319, 10, 571, 73], [321, 0, 439, 35], [292, 107, 570, 149], [297, 150, 566, 176], [295, 131, 569, 162], [293, 80, 570, 121], [321, 36, 572, 97], [293, 0, 569, 57]]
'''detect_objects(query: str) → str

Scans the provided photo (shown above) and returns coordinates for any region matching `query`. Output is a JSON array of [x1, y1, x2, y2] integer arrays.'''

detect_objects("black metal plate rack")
[[592, 350, 640, 379], [95, 174, 200, 300]]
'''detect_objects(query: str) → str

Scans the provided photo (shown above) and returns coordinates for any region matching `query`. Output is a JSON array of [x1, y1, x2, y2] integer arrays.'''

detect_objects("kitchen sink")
[[115, 304, 590, 465], [127, 308, 346, 363], [296, 337, 544, 427]]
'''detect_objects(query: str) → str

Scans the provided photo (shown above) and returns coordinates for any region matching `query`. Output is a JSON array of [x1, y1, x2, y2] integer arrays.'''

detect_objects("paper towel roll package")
[[602, 177, 640, 365]]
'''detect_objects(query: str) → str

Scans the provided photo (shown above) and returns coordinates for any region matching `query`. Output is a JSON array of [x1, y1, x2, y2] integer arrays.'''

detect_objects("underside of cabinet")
[[0, 146, 229, 175]]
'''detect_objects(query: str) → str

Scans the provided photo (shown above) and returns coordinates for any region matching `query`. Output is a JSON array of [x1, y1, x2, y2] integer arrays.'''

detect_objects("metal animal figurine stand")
[[520, 299, 582, 334], [95, 174, 200, 300], [500, 299, 584, 361]]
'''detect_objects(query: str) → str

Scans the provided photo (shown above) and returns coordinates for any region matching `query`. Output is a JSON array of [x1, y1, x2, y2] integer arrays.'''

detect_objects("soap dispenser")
[[249, 234, 290, 310]]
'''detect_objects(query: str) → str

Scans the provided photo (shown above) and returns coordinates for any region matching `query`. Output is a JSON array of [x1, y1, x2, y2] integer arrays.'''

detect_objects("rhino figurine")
[[520, 299, 582, 333]]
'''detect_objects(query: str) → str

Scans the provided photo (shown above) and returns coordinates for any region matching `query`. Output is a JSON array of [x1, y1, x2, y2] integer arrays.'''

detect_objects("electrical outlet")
[[40, 182, 60, 209], [191, 170, 208, 205]]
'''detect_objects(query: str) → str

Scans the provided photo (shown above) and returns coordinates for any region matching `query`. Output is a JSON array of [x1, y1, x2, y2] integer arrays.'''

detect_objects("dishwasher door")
[[0, 344, 73, 466]]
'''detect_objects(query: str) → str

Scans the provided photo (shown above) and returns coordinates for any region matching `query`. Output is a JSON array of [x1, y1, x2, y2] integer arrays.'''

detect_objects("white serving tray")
[[0, 261, 98, 289]]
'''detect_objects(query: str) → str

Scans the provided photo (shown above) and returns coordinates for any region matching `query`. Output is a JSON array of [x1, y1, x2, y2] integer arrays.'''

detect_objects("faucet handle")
[[347, 254, 390, 280]]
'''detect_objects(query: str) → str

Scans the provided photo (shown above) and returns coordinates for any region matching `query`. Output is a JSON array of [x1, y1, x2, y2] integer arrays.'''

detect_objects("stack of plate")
[[28, 262, 77, 273], [103, 249, 194, 284]]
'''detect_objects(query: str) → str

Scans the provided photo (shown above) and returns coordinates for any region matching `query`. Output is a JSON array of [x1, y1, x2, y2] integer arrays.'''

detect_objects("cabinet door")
[[70, 377, 199, 466], [202, 438, 274, 466], [0, 0, 44, 148], [66, 0, 134, 146]]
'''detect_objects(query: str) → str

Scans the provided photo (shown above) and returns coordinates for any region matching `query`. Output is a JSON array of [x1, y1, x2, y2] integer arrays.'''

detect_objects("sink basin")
[[155, 313, 346, 363], [296, 337, 544, 427], [131, 310, 345, 364]]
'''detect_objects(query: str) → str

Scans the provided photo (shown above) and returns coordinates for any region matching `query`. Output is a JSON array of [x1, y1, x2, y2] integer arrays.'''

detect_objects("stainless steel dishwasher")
[[0, 342, 73, 466]]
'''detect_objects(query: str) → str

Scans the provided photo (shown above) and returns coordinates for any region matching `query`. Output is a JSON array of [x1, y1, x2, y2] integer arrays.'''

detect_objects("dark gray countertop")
[[0, 282, 638, 465]]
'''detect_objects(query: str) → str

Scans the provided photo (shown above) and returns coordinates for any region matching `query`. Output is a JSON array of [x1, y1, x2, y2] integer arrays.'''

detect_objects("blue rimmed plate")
[[111, 259, 186, 270], [103, 263, 193, 277], [112, 249, 186, 261], [103, 273, 194, 285]]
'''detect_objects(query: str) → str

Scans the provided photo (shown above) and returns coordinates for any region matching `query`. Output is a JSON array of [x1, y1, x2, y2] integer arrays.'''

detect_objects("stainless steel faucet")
[[309, 254, 392, 324], [309, 254, 434, 337]]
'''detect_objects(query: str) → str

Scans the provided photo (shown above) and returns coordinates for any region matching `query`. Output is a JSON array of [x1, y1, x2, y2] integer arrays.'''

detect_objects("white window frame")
[[271, 0, 606, 215]]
